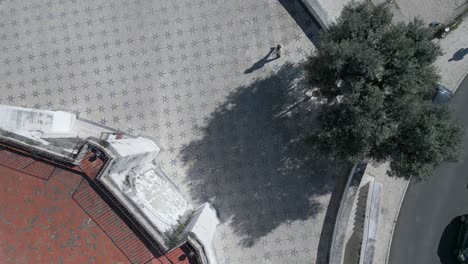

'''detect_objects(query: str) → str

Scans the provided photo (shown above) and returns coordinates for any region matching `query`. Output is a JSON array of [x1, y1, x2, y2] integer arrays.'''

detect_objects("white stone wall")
[[108, 137, 160, 175]]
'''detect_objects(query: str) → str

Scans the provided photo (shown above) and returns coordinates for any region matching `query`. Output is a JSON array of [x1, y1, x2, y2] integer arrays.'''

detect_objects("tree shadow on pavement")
[[438, 216, 463, 264], [179, 63, 349, 250]]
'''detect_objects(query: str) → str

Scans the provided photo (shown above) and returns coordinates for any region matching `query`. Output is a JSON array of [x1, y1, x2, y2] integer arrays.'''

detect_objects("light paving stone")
[[0, 0, 347, 263]]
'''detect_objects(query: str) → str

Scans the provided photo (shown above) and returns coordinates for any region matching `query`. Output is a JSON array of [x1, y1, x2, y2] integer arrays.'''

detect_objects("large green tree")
[[307, 2, 463, 178]]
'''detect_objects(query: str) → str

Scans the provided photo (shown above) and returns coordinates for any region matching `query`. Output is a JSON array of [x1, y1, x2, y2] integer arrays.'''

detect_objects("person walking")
[[275, 44, 283, 58]]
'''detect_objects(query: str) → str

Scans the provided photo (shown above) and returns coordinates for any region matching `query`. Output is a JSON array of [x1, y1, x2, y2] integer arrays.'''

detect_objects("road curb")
[[453, 71, 468, 93], [384, 178, 410, 264]]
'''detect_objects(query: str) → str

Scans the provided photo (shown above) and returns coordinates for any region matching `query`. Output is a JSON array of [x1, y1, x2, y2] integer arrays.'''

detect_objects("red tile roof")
[[0, 148, 57, 180], [0, 143, 200, 264], [74, 180, 154, 264], [0, 155, 129, 263]]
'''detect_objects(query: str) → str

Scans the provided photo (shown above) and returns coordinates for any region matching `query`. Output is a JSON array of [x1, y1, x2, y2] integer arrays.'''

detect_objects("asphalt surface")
[[389, 74, 468, 264]]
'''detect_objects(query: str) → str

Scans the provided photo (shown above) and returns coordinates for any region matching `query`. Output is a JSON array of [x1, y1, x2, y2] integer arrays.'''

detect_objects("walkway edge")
[[384, 178, 410, 264], [454, 72, 468, 93], [329, 163, 366, 264], [299, 0, 330, 29]]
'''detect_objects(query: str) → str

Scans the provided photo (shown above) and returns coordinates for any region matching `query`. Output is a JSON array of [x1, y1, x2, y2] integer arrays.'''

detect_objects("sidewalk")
[[372, 0, 467, 24], [434, 18, 468, 92], [365, 163, 409, 264]]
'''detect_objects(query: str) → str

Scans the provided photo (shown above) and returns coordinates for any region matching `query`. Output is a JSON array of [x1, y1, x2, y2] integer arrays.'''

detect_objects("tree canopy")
[[306, 2, 463, 178]]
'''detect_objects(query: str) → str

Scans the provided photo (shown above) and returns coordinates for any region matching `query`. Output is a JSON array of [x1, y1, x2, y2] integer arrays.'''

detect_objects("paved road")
[[389, 74, 468, 264]]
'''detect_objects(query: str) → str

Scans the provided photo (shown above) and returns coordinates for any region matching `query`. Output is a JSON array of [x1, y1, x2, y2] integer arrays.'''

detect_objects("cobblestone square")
[[0, 0, 347, 263]]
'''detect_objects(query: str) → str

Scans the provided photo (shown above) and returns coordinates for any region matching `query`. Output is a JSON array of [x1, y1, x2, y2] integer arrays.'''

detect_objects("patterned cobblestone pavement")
[[0, 0, 347, 263]]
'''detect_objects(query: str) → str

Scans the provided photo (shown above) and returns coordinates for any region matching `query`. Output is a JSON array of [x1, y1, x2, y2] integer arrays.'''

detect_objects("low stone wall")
[[360, 181, 382, 264], [299, 0, 355, 29], [330, 162, 410, 264], [329, 163, 367, 264], [0, 131, 85, 166]]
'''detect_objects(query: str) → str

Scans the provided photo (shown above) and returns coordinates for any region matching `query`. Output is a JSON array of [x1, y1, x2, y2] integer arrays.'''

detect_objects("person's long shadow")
[[438, 216, 463, 264], [244, 48, 279, 74], [449, 48, 468, 62]]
